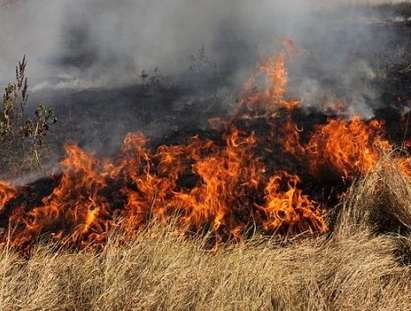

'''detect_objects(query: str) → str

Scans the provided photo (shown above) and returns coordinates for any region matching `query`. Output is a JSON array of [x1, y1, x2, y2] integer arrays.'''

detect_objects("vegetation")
[[0, 160, 409, 310], [0, 3, 410, 310], [0, 57, 56, 177]]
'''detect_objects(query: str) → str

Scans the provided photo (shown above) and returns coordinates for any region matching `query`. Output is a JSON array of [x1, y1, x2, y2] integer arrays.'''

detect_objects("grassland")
[[1, 1, 411, 310], [0, 160, 409, 310]]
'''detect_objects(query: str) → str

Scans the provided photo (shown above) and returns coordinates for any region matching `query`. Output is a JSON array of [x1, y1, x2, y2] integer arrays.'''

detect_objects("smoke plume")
[[0, 0, 403, 116]]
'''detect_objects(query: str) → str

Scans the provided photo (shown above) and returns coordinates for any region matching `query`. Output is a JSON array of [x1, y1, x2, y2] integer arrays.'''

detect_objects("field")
[[0, 162, 410, 310], [1, 1, 411, 310]]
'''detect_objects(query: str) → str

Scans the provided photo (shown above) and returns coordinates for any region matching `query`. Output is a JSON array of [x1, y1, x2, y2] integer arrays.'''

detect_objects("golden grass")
[[0, 160, 410, 310]]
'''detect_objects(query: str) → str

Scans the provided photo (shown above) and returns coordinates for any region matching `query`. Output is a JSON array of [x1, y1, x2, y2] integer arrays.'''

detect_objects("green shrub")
[[0, 56, 56, 177]]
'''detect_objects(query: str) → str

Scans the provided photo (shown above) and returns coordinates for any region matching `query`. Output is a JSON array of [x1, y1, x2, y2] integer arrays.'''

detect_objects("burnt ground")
[[13, 4, 411, 179]]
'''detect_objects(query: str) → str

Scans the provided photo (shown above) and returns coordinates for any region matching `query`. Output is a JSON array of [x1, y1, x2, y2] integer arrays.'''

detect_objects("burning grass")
[[0, 36, 410, 310], [0, 164, 410, 310], [1, 43, 411, 253]]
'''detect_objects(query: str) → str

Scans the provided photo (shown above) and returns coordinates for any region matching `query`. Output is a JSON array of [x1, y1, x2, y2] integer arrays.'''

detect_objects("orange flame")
[[306, 117, 392, 179], [3, 39, 411, 253], [0, 181, 16, 209], [2, 125, 328, 251], [397, 157, 411, 180], [7, 145, 112, 249], [261, 171, 327, 234], [235, 44, 300, 117]]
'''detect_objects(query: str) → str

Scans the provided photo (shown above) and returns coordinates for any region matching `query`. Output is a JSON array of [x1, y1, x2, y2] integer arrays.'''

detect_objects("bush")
[[0, 56, 56, 177]]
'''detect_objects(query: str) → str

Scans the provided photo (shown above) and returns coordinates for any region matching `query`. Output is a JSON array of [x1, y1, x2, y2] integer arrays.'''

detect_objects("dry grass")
[[1, 231, 409, 310], [0, 160, 410, 310], [333, 157, 411, 237]]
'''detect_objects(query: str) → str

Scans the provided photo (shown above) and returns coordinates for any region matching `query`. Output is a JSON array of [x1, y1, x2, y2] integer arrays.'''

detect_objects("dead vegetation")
[[0, 159, 409, 311], [333, 156, 411, 236]]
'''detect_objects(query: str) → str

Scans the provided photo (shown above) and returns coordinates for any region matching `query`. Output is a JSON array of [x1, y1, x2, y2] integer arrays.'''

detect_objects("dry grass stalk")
[[0, 159, 410, 310]]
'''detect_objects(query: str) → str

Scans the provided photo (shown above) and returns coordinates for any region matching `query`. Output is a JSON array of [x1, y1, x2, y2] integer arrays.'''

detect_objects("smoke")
[[0, 0, 307, 85], [0, 0, 403, 116]]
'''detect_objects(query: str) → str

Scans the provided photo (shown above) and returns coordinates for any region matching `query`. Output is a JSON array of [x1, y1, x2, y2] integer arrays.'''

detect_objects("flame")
[[7, 145, 113, 249], [397, 157, 411, 179], [280, 118, 305, 156], [261, 171, 327, 234], [1, 125, 327, 251], [2, 39, 411, 252], [0, 181, 16, 209], [234, 47, 300, 117], [261, 53, 288, 102], [306, 117, 392, 179], [170, 129, 264, 238]]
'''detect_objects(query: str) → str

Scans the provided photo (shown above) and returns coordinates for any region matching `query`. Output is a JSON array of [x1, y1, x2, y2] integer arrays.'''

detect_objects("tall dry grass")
[[0, 159, 410, 310]]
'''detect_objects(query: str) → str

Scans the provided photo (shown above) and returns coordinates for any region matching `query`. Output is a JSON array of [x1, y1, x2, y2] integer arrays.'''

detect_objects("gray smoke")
[[0, 0, 308, 85], [0, 0, 404, 116]]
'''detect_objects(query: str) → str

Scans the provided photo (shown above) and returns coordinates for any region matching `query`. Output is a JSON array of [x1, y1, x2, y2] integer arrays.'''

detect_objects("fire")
[[307, 117, 392, 179], [171, 129, 262, 236], [261, 171, 327, 234], [0, 39, 410, 252], [280, 118, 305, 156], [6, 145, 113, 249], [235, 49, 300, 117], [397, 157, 411, 180], [0, 181, 15, 209], [0, 127, 327, 251], [261, 53, 288, 102]]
